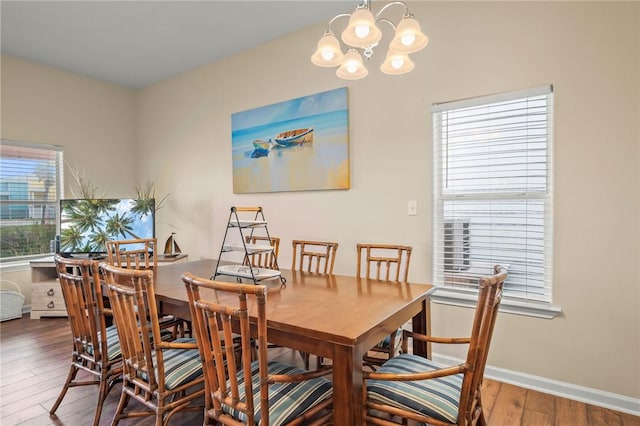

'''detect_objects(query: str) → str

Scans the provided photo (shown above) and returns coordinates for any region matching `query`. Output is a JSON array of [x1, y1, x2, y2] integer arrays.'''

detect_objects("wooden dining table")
[[153, 259, 432, 425]]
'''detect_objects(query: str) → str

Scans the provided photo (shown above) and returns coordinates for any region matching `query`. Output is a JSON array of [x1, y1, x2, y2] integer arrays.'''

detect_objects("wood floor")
[[1, 315, 638, 426]]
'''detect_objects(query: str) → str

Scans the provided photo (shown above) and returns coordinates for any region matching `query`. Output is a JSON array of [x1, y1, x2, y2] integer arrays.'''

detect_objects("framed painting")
[[231, 87, 350, 193]]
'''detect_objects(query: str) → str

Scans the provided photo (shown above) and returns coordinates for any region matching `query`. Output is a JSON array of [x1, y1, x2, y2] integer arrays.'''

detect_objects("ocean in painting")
[[231, 88, 349, 193]]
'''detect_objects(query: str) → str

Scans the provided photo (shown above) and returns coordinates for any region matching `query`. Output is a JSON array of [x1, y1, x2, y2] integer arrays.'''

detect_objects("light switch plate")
[[408, 200, 417, 216]]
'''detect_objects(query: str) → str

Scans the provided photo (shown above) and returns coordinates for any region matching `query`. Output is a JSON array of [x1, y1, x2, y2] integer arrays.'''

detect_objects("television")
[[59, 198, 155, 258]]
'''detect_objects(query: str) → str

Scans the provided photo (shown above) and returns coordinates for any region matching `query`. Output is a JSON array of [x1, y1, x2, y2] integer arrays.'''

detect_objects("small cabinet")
[[30, 257, 67, 319]]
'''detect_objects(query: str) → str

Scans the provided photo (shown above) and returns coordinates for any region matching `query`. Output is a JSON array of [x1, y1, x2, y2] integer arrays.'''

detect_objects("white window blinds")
[[0, 140, 63, 259], [432, 86, 553, 302]]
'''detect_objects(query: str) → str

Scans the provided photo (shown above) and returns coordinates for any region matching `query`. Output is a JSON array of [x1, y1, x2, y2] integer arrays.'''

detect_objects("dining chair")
[[242, 235, 280, 358], [357, 243, 412, 367], [50, 255, 122, 426], [106, 237, 157, 270], [363, 265, 508, 426], [183, 272, 334, 426], [291, 239, 339, 274], [291, 239, 339, 369], [244, 235, 280, 270], [105, 237, 185, 337], [101, 263, 204, 426]]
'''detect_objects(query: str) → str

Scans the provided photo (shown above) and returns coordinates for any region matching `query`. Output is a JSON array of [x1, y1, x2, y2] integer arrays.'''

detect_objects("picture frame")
[[231, 87, 350, 193]]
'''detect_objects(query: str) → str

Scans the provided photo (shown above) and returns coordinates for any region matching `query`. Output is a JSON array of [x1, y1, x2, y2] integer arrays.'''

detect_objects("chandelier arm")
[[374, 1, 410, 20], [327, 13, 351, 30], [327, 13, 353, 31], [376, 18, 397, 31]]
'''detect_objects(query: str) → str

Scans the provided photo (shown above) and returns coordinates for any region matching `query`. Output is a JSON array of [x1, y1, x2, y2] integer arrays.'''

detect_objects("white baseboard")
[[432, 354, 640, 416]]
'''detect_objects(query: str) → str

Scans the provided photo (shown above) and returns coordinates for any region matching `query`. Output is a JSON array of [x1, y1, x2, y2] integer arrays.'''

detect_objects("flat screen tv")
[[59, 198, 155, 257]]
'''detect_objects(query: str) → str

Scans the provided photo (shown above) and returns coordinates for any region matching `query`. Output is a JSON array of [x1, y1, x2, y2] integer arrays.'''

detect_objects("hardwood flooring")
[[1, 315, 638, 425]]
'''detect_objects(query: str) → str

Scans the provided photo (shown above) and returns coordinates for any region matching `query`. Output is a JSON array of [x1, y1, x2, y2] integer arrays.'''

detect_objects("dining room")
[[0, 1, 638, 424]]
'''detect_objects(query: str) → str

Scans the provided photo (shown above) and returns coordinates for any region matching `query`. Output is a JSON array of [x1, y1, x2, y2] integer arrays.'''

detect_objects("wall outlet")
[[408, 200, 417, 216]]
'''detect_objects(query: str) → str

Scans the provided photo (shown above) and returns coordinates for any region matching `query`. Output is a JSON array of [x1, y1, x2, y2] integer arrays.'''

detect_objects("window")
[[432, 86, 559, 317], [0, 140, 63, 260]]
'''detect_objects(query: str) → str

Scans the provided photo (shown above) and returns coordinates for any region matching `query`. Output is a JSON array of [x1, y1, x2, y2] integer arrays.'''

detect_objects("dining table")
[[153, 259, 432, 425]]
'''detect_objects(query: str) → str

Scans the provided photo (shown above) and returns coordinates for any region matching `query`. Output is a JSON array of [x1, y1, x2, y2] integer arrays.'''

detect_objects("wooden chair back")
[[101, 264, 165, 394], [459, 265, 507, 421], [105, 237, 184, 338], [291, 240, 339, 274], [357, 243, 412, 366], [106, 238, 157, 271], [357, 243, 412, 282], [101, 263, 203, 424], [55, 256, 105, 362], [183, 273, 333, 425], [365, 265, 508, 425], [52, 255, 119, 426], [243, 235, 280, 270], [183, 273, 268, 426]]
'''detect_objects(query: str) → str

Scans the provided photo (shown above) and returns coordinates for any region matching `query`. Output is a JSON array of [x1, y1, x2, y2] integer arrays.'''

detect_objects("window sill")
[[0, 260, 32, 273], [430, 288, 562, 319]]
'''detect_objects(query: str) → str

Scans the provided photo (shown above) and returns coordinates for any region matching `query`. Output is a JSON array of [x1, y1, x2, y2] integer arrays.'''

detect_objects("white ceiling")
[[1, 1, 352, 89]]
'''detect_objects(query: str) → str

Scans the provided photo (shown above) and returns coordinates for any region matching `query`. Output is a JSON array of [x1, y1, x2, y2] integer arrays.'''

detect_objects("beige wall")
[[1, 0, 638, 403], [136, 2, 639, 399], [0, 54, 138, 304]]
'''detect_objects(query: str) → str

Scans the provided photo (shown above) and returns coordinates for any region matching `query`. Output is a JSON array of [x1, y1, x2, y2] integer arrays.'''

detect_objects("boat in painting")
[[250, 139, 272, 158], [252, 139, 272, 150], [273, 128, 314, 148], [250, 147, 270, 158]]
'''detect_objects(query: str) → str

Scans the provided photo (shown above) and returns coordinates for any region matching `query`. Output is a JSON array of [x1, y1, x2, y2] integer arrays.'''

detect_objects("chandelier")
[[311, 0, 428, 80]]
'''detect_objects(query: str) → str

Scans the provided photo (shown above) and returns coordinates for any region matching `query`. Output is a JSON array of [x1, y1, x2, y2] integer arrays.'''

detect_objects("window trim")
[[0, 139, 64, 261], [431, 86, 561, 318], [430, 287, 562, 319]]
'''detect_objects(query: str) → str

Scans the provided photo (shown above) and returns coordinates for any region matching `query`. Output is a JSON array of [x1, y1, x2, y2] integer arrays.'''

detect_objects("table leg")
[[412, 298, 429, 358], [332, 344, 363, 425]]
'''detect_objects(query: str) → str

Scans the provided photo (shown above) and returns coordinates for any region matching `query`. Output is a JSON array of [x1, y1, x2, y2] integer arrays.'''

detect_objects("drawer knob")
[[47, 301, 55, 309], [47, 288, 55, 296]]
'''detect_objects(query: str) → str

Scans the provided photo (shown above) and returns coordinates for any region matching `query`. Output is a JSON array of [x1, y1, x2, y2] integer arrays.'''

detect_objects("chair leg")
[[110, 391, 130, 426], [92, 372, 113, 426], [477, 408, 487, 426], [49, 362, 79, 414], [300, 351, 325, 370], [301, 351, 310, 370]]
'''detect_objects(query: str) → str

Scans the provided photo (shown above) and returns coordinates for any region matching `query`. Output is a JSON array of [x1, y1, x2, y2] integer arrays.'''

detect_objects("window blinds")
[[432, 86, 553, 302], [0, 140, 63, 259]]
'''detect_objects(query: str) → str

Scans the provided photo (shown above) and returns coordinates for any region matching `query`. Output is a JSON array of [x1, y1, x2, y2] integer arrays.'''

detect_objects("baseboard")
[[432, 353, 640, 416], [23, 304, 31, 314]]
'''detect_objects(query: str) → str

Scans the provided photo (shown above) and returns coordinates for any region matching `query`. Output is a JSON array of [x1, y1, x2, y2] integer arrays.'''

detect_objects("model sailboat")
[[163, 232, 182, 256]]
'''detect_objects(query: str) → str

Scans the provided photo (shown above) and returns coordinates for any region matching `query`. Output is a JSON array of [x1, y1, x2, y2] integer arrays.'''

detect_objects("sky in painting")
[[232, 87, 347, 131]]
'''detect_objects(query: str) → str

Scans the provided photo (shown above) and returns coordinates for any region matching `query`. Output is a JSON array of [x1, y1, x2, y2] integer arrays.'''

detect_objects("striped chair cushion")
[[87, 325, 121, 361], [366, 354, 463, 424], [89, 325, 174, 361], [223, 361, 333, 425], [156, 338, 203, 390], [137, 338, 203, 390]]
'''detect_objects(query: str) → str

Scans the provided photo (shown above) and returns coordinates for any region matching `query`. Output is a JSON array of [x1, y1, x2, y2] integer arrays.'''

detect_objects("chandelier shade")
[[380, 50, 414, 75], [341, 7, 382, 49], [336, 49, 369, 80], [389, 16, 429, 54], [311, 0, 428, 80], [311, 32, 345, 67]]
